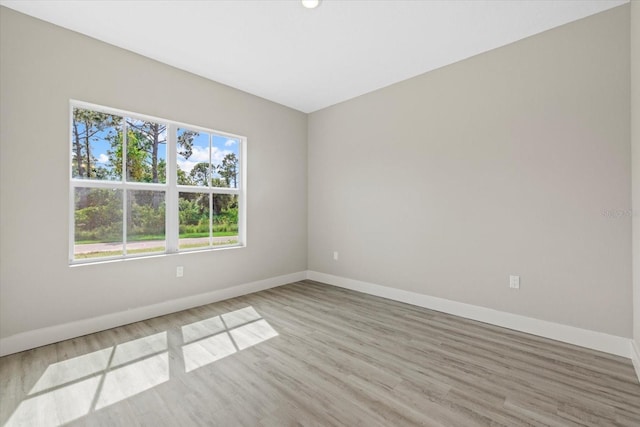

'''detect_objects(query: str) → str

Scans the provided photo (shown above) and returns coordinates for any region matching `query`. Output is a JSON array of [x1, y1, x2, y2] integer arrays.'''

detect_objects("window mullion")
[[166, 124, 178, 253], [69, 182, 75, 264], [239, 136, 246, 247], [209, 191, 214, 248], [209, 133, 213, 248], [122, 119, 128, 256], [69, 106, 75, 263], [207, 187, 239, 195]]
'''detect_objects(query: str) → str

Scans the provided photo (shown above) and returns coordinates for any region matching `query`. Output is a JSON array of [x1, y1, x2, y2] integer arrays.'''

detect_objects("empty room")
[[1, 0, 639, 425]]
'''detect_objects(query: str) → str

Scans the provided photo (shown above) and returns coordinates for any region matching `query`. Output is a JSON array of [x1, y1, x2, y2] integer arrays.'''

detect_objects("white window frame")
[[69, 100, 246, 264]]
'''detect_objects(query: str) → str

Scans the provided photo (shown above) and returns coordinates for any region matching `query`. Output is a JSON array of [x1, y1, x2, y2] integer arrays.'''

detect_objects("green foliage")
[[72, 109, 241, 248], [213, 207, 238, 233], [217, 153, 238, 187], [189, 162, 211, 186], [178, 129, 198, 159], [128, 200, 165, 237], [75, 189, 166, 243], [72, 109, 121, 179], [74, 188, 122, 242], [179, 197, 202, 226], [177, 195, 238, 238], [177, 166, 190, 185], [108, 129, 148, 181], [77, 191, 238, 243]]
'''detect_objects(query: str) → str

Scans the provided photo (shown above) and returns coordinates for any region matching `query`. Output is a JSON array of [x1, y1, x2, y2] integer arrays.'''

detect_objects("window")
[[70, 101, 245, 263]]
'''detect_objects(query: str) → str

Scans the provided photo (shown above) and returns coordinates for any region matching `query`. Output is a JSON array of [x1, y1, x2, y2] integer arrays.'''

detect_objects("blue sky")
[[176, 128, 239, 182], [74, 117, 122, 179], [74, 114, 239, 182]]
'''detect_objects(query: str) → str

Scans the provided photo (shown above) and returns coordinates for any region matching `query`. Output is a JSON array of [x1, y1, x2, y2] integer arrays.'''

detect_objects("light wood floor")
[[1, 280, 639, 426]]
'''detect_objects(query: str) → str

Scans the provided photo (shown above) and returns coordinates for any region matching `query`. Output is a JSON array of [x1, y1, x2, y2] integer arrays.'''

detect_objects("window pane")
[[125, 118, 167, 184], [126, 190, 166, 254], [179, 192, 210, 250], [74, 188, 123, 259], [213, 194, 238, 246], [212, 135, 239, 189], [177, 128, 210, 186], [70, 104, 244, 263], [72, 108, 122, 180]]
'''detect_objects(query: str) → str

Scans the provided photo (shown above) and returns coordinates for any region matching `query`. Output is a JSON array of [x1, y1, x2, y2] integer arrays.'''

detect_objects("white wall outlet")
[[509, 275, 520, 289], [333, 251, 339, 261], [176, 266, 184, 278]]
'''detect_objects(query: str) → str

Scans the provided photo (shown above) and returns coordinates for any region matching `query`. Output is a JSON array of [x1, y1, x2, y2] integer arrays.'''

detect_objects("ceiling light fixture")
[[301, 0, 320, 9]]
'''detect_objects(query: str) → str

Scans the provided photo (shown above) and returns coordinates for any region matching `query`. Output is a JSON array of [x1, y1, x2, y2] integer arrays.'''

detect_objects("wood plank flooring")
[[1, 280, 639, 426]]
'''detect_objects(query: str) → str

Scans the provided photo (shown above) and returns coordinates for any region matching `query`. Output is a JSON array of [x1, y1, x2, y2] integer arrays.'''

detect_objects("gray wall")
[[0, 7, 308, 340], [632, 0, 640, 351], [308, 5, 632, 337]]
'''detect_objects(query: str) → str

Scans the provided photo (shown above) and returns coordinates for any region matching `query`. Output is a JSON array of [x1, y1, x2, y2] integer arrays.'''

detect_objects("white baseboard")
[[631, 340, 640, 384], [0, 271, 307, 357], [2, 270, 635, 364], [306, 271, 632, 359]]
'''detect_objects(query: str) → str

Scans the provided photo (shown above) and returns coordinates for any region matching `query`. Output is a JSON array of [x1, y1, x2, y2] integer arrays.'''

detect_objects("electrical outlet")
[[177, 266, 184, 278], [333, 251, 339, 261], [509, 275, 520, 289]]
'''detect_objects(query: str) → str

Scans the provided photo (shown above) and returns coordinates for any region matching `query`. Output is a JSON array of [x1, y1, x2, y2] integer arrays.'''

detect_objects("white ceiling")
[[0, 0, 628, 113]]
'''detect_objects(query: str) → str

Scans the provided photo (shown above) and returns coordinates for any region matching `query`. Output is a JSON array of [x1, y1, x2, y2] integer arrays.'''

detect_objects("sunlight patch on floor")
[[230, 319, 279, 351], [181, 306, 279, 372], [110, 332, 167, 368], [221, 306, 262, 328], [182, 333, 237, 373], [29, 347, 112, 394], [5, 307, 277, 427], [181, 315, 226, 343], [6, 376, 101, 427], [95, 352, 169, 410]]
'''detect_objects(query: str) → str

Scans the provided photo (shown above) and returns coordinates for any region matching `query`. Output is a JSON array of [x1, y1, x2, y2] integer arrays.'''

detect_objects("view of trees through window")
[[71, 104, 242, 261]]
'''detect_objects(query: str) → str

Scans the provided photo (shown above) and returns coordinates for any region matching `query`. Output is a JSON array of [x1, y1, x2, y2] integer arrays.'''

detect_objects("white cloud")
[[177, 159, 198, 175], [189, 145, 210, 162], [178, 146, 206, 175], [97, 154, 109, 164], [212, 147, 233, 166], [224, 139, 237, 147], [177, 146, 233, 175]]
